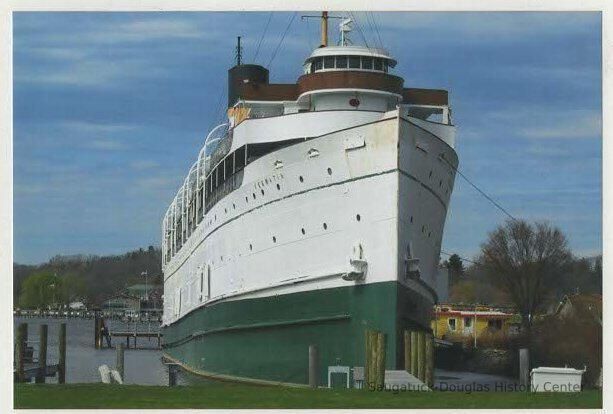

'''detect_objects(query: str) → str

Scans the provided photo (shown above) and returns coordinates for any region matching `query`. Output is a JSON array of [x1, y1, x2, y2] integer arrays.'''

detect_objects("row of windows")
[[164, 141, 323, 263], [204, 140, 301, 215], [447, 317, 503, 331], [309, 55, 390, 74]]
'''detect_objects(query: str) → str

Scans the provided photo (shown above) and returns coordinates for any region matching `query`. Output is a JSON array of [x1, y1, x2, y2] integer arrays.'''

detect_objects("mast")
[[321, 11, 328, 47], [236, 36, 242, 66]]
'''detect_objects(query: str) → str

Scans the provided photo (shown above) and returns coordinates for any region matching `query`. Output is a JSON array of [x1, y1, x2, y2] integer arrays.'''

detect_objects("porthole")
[[421, 225, 425, 233], [439, 180, 442, 187], [245, 196, 248, 203], [276, 184, 281, 190], [327, 167, 332, 175], [249, 244, 253, 251], [323, 223, 328, 230], [224, 208, 227, 213], [410, 216, 413, 223], [429, 171, 433, 178], [252, 193, 256, 199], [356, 214, 361, 222], [301, 228, 306, 235], [220, 256, 223, 262], [299, 176, 304, 183], [233, 203, 236, 209], [428, 232, 432, 238], [272, 236, 277, 243], [261, 189, 265, 196]]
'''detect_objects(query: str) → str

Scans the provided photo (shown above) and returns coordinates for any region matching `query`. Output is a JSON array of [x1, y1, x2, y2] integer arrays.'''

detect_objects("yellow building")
[[431, 304, 515, 343]]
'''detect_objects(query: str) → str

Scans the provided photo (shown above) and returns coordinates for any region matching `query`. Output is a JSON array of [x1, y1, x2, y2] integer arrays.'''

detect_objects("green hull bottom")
[[162, 281, 432, 385]]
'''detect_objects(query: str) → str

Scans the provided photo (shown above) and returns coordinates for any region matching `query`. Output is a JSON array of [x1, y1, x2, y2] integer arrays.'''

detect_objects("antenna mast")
[[339, 18, 353, 46], [236, 36, 242, 66]]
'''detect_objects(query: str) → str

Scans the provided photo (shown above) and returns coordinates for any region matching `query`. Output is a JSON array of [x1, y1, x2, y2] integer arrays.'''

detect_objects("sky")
[[13, 11, 602, 264]]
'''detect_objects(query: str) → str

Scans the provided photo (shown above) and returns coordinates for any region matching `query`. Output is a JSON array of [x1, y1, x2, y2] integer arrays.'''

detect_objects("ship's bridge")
[[303, 45, 397, 75]]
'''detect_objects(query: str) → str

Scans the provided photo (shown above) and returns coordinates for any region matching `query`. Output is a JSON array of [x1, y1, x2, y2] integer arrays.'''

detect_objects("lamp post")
[[141, 271, 149, 332], [474, 305, 477, 349]]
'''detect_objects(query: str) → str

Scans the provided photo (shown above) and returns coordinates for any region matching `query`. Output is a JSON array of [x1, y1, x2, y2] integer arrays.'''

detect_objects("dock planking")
[[110, 331, 163, 349]]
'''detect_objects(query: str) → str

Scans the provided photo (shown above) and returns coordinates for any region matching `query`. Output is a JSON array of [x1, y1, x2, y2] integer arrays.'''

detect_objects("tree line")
[[444, 220, 602, 330], [13, 246, 163, 309]]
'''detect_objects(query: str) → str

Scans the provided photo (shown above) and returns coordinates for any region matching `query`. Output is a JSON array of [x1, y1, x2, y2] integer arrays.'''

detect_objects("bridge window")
[[448, 318, 456, 331], [362, 57, 373, 70], [373, 58, 383, 71], [324, 56, 335, 69], [309, 55, 390, 73]]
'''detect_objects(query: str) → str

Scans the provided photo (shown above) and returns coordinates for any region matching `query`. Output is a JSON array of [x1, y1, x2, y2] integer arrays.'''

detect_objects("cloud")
[[16, 56, 169, 87], [375, 12, 598, 42], [130, 160, 159, 170], [24, 16, 211, 46], [519, 111, 601, 140], [99, 19, 208, 43], [88, 138, 126, 150], [136, 176, 176, 190], [60, 120, 138, 133], [13, 15, 216, 87], [526, 145, 572, 157]]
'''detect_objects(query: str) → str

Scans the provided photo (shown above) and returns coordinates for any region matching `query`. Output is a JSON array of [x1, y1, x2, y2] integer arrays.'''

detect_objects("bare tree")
[[479, 220, 572, 331]]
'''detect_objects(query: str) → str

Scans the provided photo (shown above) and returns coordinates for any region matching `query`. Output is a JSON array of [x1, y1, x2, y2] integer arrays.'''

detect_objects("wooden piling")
[[94, 315, 100, 349], [35, 324, 48, 383], [308, 345, 319, 388], [519, 348, 530, 388], [22, 322, 29, 345], [15, 323, 27, 383], [425, 333, 434, 387], [58, 323, 66, 384], [364, 330, 372, 388], [417, 330, 426, 382], [374, 331, 386, 389], [364, 330, 385, 390], [410, 331, 418, 377], [403, 330, 411, 372], [116, 343, 125, 382], [168, 364, 177, 386]]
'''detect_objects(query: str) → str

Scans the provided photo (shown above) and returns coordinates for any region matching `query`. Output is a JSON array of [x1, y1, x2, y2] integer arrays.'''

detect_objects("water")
[[15, 317, 517, 389], [14, 317, 175, 385]]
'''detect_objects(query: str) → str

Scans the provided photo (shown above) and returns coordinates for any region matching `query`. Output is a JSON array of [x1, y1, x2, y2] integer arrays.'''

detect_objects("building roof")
[[126, 284, 161, 293], [555, 293, 602, 325], [102, 294, 140, 309], [436, 309, 513, 319], [435, 303, 515, 319]]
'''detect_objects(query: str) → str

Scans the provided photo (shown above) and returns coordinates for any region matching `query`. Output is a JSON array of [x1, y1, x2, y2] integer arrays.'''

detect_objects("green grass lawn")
[[14, 383, 602, 409]]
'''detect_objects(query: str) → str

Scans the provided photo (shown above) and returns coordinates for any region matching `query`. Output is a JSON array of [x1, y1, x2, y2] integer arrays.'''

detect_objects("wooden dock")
[[95, 314, 162, 350], [110, 331, 162, 349], [14, 322, 66, 384], [16, 363, 59, 383]]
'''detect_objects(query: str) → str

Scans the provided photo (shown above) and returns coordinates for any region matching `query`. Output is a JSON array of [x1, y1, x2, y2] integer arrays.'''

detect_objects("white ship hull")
[[163, 109, 457, 326]]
